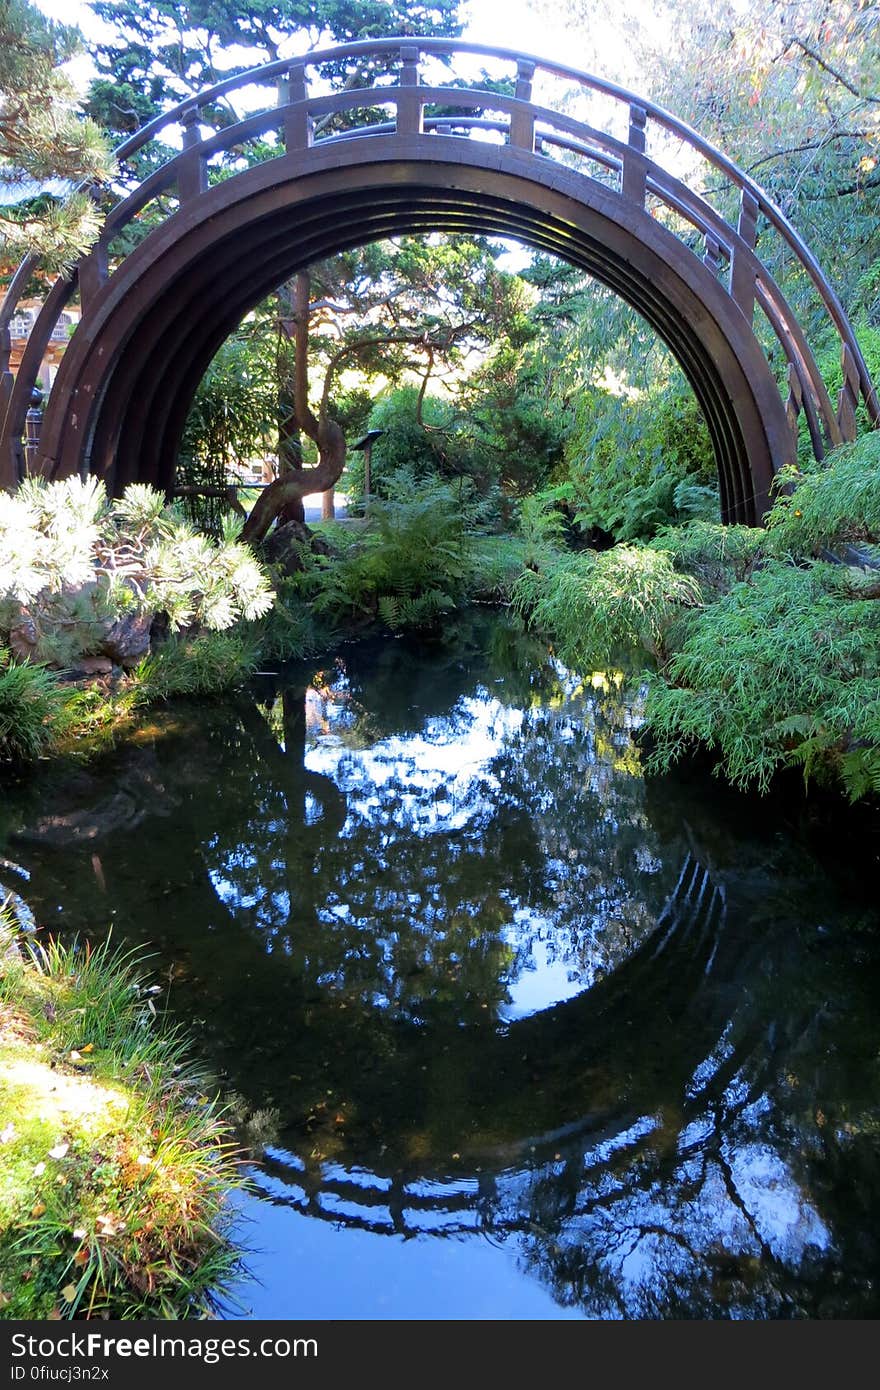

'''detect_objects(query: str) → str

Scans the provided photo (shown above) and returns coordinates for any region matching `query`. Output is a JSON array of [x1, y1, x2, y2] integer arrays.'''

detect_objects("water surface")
[[2, 612, 878, 1319]]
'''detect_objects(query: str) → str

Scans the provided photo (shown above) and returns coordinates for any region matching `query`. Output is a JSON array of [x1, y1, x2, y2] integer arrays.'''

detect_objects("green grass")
[[0, 630, 261, 768], [0, 653, 75, 762], [0, 917, 247, 1319], [130, 631, 259, 706]]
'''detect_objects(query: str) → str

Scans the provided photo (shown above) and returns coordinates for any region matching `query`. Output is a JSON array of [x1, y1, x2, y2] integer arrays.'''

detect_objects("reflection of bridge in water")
[[238, 853, 842, 1319], [2, 38, 878, 522], [251, 853, 733, 1223]]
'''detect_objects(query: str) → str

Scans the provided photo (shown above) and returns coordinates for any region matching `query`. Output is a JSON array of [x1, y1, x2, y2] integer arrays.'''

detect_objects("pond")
[[1, 610, 879, 1319]]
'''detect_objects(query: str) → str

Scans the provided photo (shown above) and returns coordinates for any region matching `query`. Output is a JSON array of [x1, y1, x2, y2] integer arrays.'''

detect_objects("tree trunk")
[[274, 273, 310, 527], [241, 415, 346, 545], [243, 270, 349, 546]]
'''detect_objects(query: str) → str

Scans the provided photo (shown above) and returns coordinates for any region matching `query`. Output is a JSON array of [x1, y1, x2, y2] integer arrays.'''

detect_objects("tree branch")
[[783, 37, 880, 104], [745, 130, 873, 175]]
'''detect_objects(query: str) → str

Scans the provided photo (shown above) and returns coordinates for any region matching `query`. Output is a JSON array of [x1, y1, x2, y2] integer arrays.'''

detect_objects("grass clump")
[[0, 653, 75, 762], [130, 631, 259, 706], [0, 918, 246, 1319]]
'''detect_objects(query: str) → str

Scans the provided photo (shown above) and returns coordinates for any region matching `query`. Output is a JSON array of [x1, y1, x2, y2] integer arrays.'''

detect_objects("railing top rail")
[[92, 35, 874, 418], [2, 36, 876, 431]]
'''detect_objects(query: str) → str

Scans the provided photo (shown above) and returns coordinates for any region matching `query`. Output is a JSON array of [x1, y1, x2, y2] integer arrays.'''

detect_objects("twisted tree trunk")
[[241, 415, 345, 545], [242, 272, 345, 547]]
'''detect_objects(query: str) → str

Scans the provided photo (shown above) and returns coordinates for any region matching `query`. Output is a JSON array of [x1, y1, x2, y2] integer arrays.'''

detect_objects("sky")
[[34, 0, 645, 91]]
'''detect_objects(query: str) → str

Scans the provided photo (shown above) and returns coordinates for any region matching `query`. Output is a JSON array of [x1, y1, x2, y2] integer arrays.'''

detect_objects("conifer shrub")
[[0, 478, 274, 669]]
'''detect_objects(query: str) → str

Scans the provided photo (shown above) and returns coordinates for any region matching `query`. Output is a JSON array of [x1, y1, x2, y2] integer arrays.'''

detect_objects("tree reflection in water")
[[5, 612, 880, 1318]]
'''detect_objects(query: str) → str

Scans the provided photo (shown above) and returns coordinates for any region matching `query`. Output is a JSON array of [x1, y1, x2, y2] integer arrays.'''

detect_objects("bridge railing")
[[2, 37, 877, 488]]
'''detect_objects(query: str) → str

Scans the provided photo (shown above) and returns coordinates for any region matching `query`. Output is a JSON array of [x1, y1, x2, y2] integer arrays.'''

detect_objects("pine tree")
[[0, 0, 114, 273]]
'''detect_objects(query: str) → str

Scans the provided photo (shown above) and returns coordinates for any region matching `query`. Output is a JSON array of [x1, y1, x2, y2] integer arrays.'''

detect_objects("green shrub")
[[645, 559, 880, 798], [344, 386, 467, 505], [766, 432, 880, 554], [515, 544, 702, 668], [648, 519, 767, 597]]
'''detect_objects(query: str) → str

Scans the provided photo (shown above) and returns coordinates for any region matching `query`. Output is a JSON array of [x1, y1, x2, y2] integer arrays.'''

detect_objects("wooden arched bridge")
[[2, 38, 878, 524]]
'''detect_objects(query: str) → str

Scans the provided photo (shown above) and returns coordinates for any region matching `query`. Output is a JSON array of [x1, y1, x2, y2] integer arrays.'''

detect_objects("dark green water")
[[2, 611, 879, 1319]]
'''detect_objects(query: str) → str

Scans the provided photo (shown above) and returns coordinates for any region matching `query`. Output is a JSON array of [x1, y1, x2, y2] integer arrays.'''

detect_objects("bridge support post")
[[396, 44, 423, 135], [510, 60, 536, 152], [281, 63, 312, 151]]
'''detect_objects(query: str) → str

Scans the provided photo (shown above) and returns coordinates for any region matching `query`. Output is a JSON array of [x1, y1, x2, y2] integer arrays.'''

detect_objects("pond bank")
[[0, 924, 246, 1319]]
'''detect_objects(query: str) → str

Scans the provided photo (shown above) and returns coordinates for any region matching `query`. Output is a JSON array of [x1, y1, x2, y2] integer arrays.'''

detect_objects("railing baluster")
[[396, 43, 423, 135], [785, 362, 803, 446], [177, 105, 207, 203], [281, 62, 312, 151], [622, 103, 647, 206], [730, 189, 758, 323], [509, 59, 536, 152], [838, 342, 860, 442], [703, 233, 722, 277]]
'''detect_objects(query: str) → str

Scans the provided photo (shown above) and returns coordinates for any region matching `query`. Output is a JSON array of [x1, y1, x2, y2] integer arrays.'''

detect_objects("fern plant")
[[308, 475, 479, 633]]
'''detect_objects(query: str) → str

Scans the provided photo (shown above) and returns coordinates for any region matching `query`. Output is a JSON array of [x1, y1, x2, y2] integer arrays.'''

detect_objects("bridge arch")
[[2, 38, 877, 525]]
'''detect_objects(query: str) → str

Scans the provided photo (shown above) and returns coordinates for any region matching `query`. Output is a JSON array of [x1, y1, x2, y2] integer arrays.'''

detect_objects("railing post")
[[622, 103, 647, 207], [730, 189, 758, 323], [24, 387, 43, 475], [280, 62, 312, 151], [78, 237, 108, 313], [178, 105, 207, 204], [396, 43, 423, 135], [509, 59, 536, 152], [837, 342, 860, 442]]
